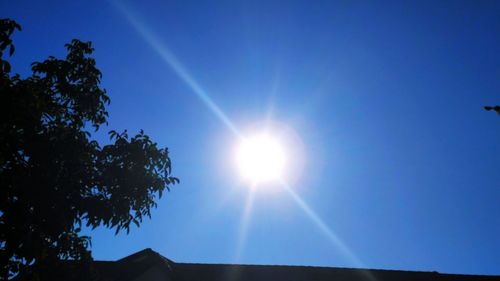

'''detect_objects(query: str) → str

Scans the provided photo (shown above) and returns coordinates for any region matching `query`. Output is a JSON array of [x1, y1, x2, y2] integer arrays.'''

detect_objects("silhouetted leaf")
[[0, 18, 178, 281]]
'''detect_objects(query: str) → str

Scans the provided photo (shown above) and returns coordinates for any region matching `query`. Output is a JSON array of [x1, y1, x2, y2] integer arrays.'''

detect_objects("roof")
[[94, 248, 500, 281]]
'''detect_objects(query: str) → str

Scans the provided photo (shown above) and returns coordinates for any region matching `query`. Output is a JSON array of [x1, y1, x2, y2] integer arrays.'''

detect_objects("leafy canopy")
[[0, 19, 178, 280], [484, 105, 500, 116]]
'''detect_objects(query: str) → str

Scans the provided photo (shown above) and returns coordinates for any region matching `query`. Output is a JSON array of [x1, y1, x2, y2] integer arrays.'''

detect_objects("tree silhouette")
[[0, 19, 178, 280], [484, 105, 500, 116]]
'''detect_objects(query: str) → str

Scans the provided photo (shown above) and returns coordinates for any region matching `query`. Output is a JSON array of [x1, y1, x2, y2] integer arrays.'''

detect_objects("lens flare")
[[112, 3, 373, 276], [111, 0, 241, 137]]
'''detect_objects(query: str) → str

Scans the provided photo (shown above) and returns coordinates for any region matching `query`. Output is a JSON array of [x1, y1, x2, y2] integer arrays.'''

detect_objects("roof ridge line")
[[174, 262, 498, 277]]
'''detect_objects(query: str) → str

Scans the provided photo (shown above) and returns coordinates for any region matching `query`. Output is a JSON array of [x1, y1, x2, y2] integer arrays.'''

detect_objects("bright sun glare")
[[114, 3, 370, 271], [236, 135, 286, 183]]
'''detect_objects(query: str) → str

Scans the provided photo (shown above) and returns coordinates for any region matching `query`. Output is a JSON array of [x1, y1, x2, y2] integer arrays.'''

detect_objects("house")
[[93, 248, 500, 281]]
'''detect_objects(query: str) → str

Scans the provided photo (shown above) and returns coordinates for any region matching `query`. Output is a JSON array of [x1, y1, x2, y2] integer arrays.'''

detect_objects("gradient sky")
[[2, 0, 500, 275]]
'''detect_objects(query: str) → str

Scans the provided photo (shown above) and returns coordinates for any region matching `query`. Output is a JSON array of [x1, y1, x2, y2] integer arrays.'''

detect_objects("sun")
[[236, 134, 286, 184]]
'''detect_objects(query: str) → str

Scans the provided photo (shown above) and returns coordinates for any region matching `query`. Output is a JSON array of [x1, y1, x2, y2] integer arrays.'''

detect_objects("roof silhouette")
[[93, 248, 500, 281]]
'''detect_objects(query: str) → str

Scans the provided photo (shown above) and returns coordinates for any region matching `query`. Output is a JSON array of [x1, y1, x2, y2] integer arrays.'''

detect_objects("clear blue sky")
[[2, 0, 500, 275]]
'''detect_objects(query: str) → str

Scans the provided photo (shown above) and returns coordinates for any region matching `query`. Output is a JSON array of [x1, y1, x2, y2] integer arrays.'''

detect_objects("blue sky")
[[2, 0, 500, 275]]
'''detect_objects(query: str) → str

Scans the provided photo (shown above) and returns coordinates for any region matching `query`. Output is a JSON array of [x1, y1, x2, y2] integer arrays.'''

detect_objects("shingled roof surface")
[[95, 249, 500, 281]]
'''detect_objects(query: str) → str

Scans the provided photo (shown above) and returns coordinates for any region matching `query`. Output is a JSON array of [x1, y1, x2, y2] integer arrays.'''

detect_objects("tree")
[[484, 105, 500, 116], [0, 19, 179, 280]]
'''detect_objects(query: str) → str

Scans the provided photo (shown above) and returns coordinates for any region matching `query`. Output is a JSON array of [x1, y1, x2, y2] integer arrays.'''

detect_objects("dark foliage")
[[484, 105, 500, 116], [0, 19, 178, 280]]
